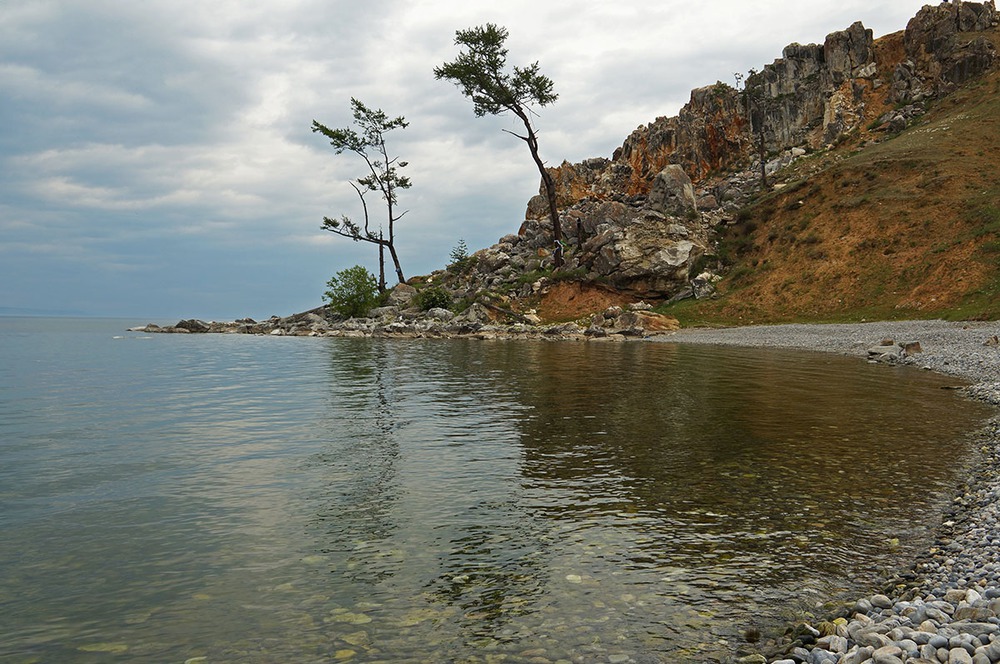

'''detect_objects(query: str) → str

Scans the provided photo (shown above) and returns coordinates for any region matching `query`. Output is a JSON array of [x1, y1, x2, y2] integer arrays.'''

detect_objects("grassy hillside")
[[662, 66, 1000, 326]]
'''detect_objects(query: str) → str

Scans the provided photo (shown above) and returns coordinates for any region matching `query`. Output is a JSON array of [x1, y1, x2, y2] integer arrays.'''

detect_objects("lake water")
[[0, 317, 991, 663]]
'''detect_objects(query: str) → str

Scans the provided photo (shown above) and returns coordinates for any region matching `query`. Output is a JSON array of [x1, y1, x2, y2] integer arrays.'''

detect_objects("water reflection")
[[309, 340, 402, 582], [506, 343, 981, 591], [297, 339, 988, 660], [306, 340, 555, 642]]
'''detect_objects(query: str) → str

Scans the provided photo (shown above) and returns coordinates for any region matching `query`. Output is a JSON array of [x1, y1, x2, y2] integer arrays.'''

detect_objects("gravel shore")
[[665, 320, 1000, 404], [664, 320, 1000, 664]]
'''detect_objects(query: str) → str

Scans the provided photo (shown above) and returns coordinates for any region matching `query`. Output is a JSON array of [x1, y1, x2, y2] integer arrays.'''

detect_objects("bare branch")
[[502, 128, 530, 142]]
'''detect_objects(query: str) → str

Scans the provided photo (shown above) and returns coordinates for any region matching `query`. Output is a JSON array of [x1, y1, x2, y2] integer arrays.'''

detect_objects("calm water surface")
[[0, 317, 991, 663]]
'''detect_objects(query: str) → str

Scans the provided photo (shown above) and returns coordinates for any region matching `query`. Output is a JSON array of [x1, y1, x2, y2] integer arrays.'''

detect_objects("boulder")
[[369, 306, 400, 320], [868, 344, 902, 362], [454, 302, 492, 324], [175, 319, 210, 333], [544, 322, 584, 336], [477, 250, 511, 273], [696, 193, 719, 210], [633, 311, 680, 333], [425, 307, 455, 322], [386, 283, 417, 308], [525, 195, 549, 221], [647, 165, 698, 217], [692, 271, 721, 299]]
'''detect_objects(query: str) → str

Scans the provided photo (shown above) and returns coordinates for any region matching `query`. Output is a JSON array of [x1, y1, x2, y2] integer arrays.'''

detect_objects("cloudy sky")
[[1, 0, 933, 319]]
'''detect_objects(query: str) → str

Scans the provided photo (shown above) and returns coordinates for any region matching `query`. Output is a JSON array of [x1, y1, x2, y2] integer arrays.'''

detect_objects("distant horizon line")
[[0, 308, 297, 323]]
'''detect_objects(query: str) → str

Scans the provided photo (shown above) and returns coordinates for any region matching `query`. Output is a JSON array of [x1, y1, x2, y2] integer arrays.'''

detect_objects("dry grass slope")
[[666, 64, 1000, 326]]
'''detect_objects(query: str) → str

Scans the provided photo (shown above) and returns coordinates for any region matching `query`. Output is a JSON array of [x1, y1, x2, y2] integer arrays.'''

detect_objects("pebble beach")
[[666, 320, 1000, 664]]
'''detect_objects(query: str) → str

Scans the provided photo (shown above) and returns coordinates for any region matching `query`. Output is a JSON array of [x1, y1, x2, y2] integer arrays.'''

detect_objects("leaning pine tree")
[[434, 24, 564, 267]]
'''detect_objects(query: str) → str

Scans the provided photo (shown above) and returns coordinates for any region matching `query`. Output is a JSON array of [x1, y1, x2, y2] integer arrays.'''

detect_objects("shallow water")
[[0, 318, 990, 662]]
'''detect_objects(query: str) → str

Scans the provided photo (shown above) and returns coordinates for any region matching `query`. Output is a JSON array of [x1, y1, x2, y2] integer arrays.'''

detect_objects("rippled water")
[[0, 317, 991, 663]]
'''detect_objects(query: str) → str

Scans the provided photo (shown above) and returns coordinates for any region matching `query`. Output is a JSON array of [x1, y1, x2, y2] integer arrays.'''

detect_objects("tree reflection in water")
[[308, 339, 402, 584]]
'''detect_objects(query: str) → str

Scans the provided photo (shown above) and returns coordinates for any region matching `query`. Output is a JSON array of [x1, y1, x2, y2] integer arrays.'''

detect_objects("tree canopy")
[[433, 24, 557, 118], [322, 264, 379, 318]]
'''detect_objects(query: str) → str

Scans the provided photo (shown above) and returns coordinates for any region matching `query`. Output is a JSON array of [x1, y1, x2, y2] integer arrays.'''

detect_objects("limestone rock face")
[[540, 2, 998, 209], [901, 0, 998, 98], [566, 183, 710, 298], [612, 82, 749, 189], [466, 2, 1000, 305], [824, 21, 876, 84], [452, 160, 710, 301]]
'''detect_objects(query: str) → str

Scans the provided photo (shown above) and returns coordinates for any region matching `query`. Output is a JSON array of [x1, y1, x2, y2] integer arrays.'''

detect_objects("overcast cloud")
[[0, 0, 932, 319]]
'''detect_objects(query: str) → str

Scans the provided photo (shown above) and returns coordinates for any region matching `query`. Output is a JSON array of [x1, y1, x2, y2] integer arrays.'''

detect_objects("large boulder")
[[386, 283, 417, 308], [576, 205, 709, 298], [647, 165, 698, 217], [525, 195, 549, 221], [175, 319, 210, 333]]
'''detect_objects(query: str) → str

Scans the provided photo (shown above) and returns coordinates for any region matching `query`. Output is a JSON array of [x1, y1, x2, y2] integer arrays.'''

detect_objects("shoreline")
[[663, 320, 1000, 406], [127, 303, 681, 340], [663, 320, 1000, 663]]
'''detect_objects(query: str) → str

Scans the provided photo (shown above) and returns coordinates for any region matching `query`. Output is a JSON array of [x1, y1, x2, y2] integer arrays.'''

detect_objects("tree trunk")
[[541, 168, 563, 268], [378, 232, 387, 292], [387, 242, 405, 284], [517, 109, 563, 268]]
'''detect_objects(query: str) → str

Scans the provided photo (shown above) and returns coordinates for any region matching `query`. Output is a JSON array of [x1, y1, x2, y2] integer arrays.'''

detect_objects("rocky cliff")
[[483, 1, 997, 303], [542, 0, 997, 204], [422, 2, 998, 322]]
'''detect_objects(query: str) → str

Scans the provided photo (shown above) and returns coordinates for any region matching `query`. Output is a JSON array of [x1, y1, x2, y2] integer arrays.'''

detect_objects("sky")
[[0, 0, 935, 320]]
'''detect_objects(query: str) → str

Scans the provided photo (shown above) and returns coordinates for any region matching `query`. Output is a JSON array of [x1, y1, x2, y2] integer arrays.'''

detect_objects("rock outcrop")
[[543, 1, 998, 207], [898, 0, 998, 101], [490, 163, 713, 299], [496, 2, 1000, 304]]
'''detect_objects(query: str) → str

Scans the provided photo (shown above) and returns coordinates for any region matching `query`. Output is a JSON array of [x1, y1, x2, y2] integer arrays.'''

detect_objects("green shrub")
[[414, 287, 452, 311], [515, 268, 552, 285], [451, 296, 476, 314], [323, 265, 379, 318], [549, 266, 589, 282]]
